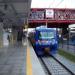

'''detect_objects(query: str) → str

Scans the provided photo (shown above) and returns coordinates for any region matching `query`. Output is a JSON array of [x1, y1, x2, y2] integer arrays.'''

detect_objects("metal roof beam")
[[0, 0, 28, 3]]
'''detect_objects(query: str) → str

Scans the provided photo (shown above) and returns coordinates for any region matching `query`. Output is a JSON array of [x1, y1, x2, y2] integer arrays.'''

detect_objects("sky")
[[31, 0, 75, 8]]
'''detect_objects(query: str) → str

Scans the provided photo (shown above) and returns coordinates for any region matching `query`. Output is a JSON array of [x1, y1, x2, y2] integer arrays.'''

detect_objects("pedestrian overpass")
[[28, 8, 75, 28]]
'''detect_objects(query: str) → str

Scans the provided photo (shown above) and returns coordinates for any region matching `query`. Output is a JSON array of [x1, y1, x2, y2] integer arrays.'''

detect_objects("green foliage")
[[58, 49, 75, 63]]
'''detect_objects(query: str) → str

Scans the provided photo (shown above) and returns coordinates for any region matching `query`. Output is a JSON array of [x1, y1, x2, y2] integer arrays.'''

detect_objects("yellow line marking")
[[27, 47, 32, 75]]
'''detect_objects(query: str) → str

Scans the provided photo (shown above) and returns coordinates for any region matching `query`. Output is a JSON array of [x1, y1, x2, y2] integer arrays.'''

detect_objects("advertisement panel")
[[29, 10, 44, 20], [54, 10, 75, 20]]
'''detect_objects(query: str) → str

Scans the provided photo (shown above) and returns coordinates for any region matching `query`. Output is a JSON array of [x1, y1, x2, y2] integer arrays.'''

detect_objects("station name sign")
[[29, 8, 75, 21]]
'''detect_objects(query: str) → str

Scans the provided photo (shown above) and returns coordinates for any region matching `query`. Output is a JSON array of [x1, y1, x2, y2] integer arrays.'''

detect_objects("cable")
[[49, 0, 55, 8], [54, 0, 64, 8]]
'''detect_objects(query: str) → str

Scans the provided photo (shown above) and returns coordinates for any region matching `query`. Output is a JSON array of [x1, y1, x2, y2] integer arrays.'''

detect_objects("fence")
[[59, 38, 75, 55]]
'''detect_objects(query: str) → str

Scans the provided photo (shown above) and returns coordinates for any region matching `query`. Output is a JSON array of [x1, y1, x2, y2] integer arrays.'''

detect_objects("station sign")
[[45, 9, 54, 19]]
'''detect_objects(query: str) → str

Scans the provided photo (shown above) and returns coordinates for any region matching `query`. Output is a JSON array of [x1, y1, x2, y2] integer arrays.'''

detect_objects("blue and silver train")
[[29, 26, 58, 56]]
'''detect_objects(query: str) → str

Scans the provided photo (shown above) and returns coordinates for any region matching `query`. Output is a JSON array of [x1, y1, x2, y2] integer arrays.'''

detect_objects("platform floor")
[[0, 38, 46, 75], [27, 40, 46, 75], [0, 37, 75, 75], [0, 44, 26, 75]]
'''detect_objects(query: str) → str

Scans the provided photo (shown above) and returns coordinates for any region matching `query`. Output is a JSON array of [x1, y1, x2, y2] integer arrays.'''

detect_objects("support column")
[[46, 21, 47, 28], [12, 28, 18, 45], [0, 22, 3, 48]]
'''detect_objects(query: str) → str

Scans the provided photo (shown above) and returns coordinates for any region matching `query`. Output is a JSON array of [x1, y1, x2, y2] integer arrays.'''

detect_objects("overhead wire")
[[48, 0, 64, 8], [49, 0, 55, 8], [54, 0, 64, 8]]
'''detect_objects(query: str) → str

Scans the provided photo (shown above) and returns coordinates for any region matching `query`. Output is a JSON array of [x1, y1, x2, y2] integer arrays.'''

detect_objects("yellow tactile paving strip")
[[27, 47, 33, 75]]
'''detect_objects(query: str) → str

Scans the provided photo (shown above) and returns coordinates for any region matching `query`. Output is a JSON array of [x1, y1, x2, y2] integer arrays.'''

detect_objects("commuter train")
[[29, 26, 58, 56]]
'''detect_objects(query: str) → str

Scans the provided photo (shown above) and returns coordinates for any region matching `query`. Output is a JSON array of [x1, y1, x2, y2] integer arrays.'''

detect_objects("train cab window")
[[39, 32, 54, 39]]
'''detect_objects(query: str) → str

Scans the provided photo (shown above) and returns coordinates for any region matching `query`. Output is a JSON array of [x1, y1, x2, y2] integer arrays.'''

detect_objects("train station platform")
[[27, 39, 46, 75], [0, 35, 75, 75], [0, 37, 46, 75], [0, 43, 26, 75]]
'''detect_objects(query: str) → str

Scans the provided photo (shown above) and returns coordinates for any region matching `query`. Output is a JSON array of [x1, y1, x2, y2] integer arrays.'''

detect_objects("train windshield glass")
[[40, 32, 54, 39]]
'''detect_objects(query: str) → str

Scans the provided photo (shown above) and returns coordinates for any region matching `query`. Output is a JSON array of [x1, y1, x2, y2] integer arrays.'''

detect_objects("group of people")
[[17, 30, 23, 41], [7, 29, 26, 44]]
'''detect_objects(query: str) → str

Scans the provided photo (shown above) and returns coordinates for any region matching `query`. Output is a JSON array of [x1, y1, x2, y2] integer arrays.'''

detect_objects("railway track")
[[39, 56, 74, 75], [29, 39, 75, 75]]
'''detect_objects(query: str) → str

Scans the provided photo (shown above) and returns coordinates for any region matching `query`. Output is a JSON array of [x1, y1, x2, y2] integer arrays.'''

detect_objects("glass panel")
[[40, 31, 54, 39]]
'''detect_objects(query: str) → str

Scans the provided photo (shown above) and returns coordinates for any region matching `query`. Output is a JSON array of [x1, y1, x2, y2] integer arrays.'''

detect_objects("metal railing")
[[59, 38, 75, 55]]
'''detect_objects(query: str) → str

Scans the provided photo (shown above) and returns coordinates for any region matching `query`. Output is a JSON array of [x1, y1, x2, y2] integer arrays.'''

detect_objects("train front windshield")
[[39, 32, 54, 39]]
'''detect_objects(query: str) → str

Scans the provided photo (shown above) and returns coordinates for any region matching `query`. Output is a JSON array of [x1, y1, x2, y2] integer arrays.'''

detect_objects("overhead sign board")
[[46, 9, 54, 18]]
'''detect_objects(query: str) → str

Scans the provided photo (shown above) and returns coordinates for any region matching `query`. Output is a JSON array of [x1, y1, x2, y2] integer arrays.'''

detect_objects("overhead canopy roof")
[[0, 0, 31, 28]]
